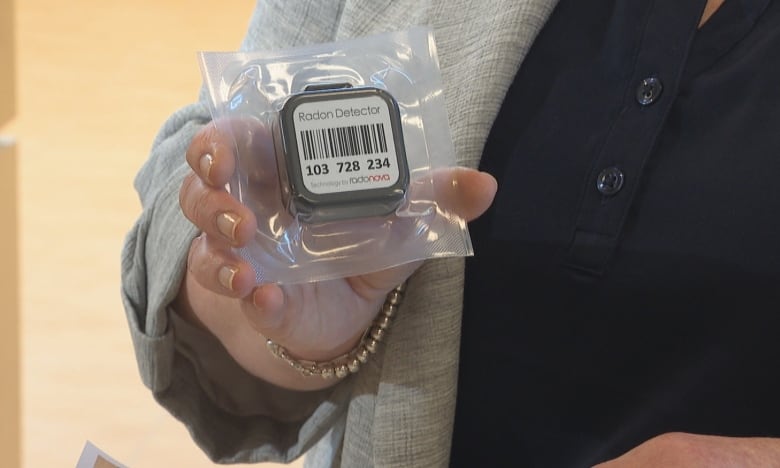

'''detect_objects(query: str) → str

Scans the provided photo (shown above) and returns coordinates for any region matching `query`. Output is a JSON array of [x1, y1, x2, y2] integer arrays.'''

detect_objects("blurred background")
[[1, 0, 304, 466]]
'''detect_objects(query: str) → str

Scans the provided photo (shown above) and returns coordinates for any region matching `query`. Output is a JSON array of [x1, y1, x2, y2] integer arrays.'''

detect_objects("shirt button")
[[636, 76, 663, 106], [596, 167, 624, 196]]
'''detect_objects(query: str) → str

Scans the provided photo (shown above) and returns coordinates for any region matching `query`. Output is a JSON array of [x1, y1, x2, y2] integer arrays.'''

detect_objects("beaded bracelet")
[[265, 283, 406, 379]]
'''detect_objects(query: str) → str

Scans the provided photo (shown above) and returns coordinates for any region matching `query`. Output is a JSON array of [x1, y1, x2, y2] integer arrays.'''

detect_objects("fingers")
[[181, 119, 277, 299], [187, 118, 278, 187], [433, 167, 498, 222], [186, 122, 236, 187], [186, 234, 257, 298], [182, 118, 280, 245], [179, 171, 257, 246]]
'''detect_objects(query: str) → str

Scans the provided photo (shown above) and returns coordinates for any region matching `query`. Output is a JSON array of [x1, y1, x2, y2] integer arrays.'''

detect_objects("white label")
[[293, 95, 400, 195]]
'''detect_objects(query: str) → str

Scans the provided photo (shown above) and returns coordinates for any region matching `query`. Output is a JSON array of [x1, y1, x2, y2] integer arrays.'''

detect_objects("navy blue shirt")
[[452, 0, 780, 466]]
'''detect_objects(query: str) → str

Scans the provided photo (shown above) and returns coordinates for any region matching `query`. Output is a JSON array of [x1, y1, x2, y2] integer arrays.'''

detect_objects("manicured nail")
[[199, 153, 214, 183], [218, 265, 237, 291], [217, 212, 241, 243]]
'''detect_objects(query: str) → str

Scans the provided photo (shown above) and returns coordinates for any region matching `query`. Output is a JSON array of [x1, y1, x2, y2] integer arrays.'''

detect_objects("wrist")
[[266, 283, 405, 379]]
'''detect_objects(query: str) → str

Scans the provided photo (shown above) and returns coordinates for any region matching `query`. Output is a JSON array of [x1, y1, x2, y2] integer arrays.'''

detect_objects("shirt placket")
[[563, 0, 708, 277]]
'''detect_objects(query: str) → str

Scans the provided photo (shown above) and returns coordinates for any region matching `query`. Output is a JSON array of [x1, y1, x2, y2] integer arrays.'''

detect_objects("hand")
[[175, 120, 497, 390], [594, 432, 780, 467]]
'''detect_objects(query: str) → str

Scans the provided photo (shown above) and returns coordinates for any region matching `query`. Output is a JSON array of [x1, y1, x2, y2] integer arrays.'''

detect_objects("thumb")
[[433, 167, 498, 222]]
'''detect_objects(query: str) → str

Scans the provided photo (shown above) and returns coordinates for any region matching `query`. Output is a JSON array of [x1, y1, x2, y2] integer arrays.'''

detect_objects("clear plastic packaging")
[[198, 26, 473, 284]]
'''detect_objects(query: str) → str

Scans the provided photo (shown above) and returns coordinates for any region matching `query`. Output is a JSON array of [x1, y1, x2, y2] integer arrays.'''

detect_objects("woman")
[[122, 0, 780, 465]]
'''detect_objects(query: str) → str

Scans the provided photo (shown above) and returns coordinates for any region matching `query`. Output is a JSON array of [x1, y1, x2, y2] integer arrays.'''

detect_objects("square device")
[[276, 85, 410, 223]]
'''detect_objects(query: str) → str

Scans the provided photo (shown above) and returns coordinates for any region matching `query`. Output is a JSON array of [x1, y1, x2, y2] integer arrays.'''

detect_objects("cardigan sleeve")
[[120, 1, 355, 463]]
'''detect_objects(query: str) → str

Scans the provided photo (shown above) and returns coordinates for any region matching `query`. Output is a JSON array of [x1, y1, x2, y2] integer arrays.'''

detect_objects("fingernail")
[[217, 212, 241, 243], [218, 265, 237, 291], [199, 153, 214, 183]]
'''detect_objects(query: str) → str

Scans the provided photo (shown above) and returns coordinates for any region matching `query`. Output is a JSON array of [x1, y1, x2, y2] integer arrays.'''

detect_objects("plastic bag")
[[198, 26, 473, 284]]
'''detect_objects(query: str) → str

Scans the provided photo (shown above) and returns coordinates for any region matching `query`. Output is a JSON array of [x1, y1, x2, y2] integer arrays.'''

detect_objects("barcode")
[[300, 123, 388, 161]]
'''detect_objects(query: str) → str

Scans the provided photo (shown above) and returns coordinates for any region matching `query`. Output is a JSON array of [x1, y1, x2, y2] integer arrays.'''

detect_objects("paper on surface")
[[76, 441, 127, 468]]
